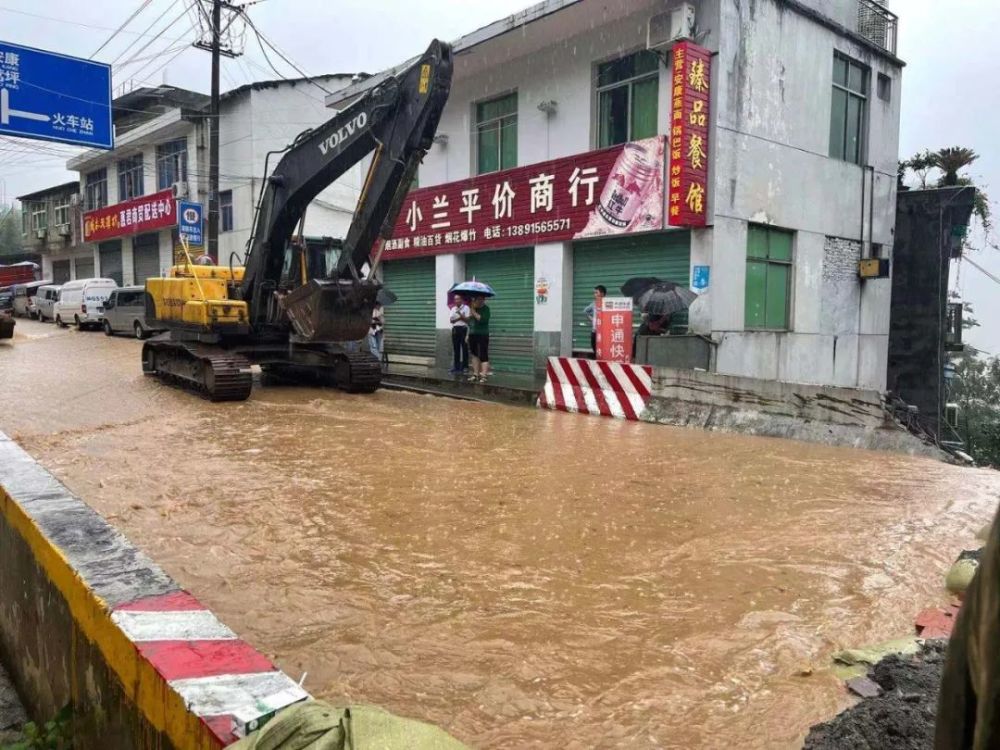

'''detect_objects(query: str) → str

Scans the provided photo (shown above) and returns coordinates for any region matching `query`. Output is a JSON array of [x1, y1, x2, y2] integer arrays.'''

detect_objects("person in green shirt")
[[467, 296, 491, 383]]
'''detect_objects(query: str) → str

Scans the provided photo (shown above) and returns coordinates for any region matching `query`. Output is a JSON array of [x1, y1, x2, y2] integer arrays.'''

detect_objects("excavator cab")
[[275, 237, 379, 342]]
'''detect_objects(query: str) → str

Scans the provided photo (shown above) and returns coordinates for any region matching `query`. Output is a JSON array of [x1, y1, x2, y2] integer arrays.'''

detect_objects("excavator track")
[[336, 350, 382, 393], [261, 350, 382, 393], [142, 340, 253, 402]]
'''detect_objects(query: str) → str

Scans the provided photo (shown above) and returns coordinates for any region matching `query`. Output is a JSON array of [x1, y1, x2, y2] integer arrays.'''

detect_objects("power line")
[[241, 13, 332, 96], [113, 0, 190, 68], [91, 0, 156, 59], [964, 256, 1000, 288]]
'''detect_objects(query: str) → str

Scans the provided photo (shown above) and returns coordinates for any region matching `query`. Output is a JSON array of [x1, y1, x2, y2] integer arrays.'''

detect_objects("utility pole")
[[208, 0, 221, 261], [193, 0, 243, 261]]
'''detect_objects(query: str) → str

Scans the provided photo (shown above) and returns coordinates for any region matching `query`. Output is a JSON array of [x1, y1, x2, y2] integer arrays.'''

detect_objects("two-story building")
[[17, 181, 87, 283], [59, 75, 363, 286], [331, 0, 902, 389]]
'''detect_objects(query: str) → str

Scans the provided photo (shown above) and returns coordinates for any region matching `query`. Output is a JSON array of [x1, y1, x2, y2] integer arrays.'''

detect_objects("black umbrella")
[[631, 281, 698, 317], [376, 288, 398, 306], [621, 276, 663, 298]]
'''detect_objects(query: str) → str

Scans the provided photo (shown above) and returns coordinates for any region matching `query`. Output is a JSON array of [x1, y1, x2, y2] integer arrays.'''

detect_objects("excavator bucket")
[[281, 277, 379, 342]]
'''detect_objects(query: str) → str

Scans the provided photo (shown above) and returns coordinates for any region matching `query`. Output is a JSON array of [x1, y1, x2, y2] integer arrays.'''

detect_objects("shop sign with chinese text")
[[668, 41, 711, 228], [596, 296, 633, 363], [83, 188, 177, 243], [382, 137, 666, 259]]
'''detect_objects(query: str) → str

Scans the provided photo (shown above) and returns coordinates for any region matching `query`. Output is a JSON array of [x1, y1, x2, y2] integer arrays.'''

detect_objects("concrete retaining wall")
[[640, 367, 946, 457], [0, 432, 307, 748]]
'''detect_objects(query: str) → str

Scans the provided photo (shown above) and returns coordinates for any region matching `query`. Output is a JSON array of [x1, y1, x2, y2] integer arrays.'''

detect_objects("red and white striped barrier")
[[112, 590, 308, 743], [537, 356, 653, 420]]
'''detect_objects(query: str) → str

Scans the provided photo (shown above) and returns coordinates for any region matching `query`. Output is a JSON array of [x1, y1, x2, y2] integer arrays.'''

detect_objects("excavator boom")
[[241, 40, 453, 341]]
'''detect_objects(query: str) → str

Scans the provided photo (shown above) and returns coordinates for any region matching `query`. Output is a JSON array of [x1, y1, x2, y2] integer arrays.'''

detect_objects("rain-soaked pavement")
[[2, 318, 998, 749]]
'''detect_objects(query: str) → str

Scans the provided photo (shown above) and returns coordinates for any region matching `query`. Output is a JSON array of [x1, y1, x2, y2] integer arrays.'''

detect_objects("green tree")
[[951, 353, 1000, 467], [0, 203, 22, 258], [906, 149, 938, 189], [932, 147, 979, 186]]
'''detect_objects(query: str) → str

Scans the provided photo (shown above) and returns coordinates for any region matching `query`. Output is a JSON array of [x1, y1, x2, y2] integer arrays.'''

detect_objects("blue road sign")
[[0, 41, 113, 149], [692, 264, 710, 291], [178, 201, 204, 246]]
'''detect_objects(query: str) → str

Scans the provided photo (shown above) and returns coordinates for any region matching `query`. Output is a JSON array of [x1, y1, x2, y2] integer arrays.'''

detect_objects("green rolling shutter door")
[[382, 257, 436, 358], [572, 232, 691, 351], [464, 247, 534, 373]]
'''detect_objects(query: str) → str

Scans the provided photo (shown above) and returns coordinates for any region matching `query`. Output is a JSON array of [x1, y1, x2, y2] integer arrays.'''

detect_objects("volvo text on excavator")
[[141, 40, 453, 401]]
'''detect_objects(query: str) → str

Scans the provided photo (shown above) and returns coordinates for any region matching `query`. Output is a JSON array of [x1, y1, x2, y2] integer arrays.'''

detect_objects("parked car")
[[0, 287, 13, 316], [12, 280, 53, 318], [53, 278, 118, 330], [34, 284, 61, 323], [101, 286, 162, 339]]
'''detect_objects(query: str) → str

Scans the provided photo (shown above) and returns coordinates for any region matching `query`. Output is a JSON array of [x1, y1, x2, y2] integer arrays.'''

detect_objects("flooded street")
[[2, 319, 998, 749]]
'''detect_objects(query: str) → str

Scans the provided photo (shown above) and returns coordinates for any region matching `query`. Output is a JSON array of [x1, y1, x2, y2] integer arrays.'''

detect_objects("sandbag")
[[230, 701, 468, 750], [944, 549, 983, 596]]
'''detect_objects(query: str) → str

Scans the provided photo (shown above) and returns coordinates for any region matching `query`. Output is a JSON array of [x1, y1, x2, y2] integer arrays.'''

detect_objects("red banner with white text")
[[381, 137, 666, 259], [83, 188, 177, 243]]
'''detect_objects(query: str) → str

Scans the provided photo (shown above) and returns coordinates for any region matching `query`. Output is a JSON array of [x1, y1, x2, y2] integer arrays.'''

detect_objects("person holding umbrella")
[[449, 279, 496, 381], [467, 295, 491, 383], [448, 293, 471, 374]]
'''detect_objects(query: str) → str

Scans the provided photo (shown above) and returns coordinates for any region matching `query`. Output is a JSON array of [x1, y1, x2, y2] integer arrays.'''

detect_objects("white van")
[[34, 284, 61, 322], [54, 278, 118, 330]]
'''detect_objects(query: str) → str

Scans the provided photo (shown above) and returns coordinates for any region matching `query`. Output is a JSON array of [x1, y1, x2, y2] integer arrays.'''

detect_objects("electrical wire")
[[111, 0, 185, 65], [242, 13, 333, 96], [91, 0, 156, 58], [114, 3, 196, 77]]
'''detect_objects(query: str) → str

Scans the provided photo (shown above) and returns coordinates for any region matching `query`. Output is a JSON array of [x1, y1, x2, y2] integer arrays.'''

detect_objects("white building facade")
[[61, 76, 362, 287], [332, 0, 902, 389]]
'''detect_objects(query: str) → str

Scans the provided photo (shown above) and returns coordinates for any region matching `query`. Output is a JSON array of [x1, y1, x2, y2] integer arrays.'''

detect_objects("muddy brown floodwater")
[[2, 319, 999, 749]]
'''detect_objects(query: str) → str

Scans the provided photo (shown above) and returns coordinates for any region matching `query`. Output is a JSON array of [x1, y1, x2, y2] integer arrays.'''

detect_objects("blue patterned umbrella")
[[451, 280, 496, 297]]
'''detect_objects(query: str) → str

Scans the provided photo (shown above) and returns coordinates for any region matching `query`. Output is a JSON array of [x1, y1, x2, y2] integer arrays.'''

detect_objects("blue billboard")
[[0, 41, 113, 149]]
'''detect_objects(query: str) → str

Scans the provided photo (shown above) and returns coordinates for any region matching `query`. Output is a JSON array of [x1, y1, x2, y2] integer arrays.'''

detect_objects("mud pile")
[[803, 641, 946, 750]]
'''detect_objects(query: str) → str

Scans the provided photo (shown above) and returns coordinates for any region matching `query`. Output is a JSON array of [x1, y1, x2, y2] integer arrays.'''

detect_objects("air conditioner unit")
[[647, 3, 696, 52], [58, 224, 71, 237], [70, 193, 81, 206], [34, 228, 47, 240], [172, 182, 188, 198]]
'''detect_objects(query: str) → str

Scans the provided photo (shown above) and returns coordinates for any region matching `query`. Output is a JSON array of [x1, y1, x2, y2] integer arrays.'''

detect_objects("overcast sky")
[[0, 0, 997, 354]]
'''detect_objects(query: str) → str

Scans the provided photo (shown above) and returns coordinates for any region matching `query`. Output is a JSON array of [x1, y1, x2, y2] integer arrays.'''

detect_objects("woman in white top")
[[448, 294, 471, 374]]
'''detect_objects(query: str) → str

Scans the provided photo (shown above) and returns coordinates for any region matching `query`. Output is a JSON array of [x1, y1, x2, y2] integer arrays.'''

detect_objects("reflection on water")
[[3, 320, 998, 748]]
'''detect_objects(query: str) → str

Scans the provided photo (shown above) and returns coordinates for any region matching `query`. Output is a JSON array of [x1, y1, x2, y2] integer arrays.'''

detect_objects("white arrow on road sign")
[[0, 88, 51, 126]]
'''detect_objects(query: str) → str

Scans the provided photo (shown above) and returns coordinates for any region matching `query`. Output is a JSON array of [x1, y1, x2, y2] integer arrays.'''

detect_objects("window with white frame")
[[85, 168, 108, 210], [156, 138, 188, 191], [54, 196, 70, 227], [829, 53, 869, 165], [475, 92, 517, 175], [117, 154, 145, 201], [30, 202, 47, 231], [596, 50, 660, 148]]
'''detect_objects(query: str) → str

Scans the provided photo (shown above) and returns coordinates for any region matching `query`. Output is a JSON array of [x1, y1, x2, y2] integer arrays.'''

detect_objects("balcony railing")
[[857, 0, 898, 55]]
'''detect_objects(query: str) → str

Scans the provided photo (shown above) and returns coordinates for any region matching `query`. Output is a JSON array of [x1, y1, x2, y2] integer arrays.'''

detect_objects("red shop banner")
[[381, 136, 666, 259], [83, 188, 178, 243], [668, 41, 712, 228]]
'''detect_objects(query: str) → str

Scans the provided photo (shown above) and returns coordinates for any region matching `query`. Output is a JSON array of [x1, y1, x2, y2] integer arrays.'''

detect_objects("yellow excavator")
[[142, 40, 452, 401]]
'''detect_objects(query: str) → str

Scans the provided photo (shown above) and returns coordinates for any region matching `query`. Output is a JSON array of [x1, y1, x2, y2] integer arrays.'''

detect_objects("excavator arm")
[[240, 40, 453, 340]]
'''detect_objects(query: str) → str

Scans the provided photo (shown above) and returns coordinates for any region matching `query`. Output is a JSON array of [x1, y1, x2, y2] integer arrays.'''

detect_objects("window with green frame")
[[745, 225, 793, 330], [476, 92, 517, 175], [597, 50, 659, 148]]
